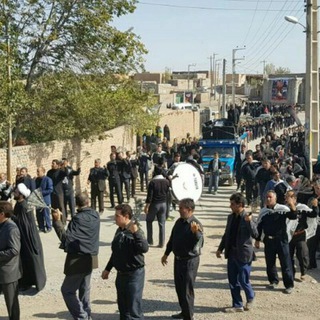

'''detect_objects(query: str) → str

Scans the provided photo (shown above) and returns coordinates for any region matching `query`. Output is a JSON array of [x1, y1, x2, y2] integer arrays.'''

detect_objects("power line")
[[138, 2, 302, 12], [241, 2, 303, 68], [244, 10, 305, 71], [243, 0, 292, 51], [242, 0, 274, 47], [242, 0, 261, 45]]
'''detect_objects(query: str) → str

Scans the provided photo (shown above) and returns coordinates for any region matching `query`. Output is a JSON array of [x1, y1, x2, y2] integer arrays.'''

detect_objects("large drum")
[[171, 163, 203, 203]]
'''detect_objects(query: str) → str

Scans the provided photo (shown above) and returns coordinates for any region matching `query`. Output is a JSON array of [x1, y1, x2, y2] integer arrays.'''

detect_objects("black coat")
[[53, 207, 100, 275], [88, 167, 108, 191], [13, 200, 46, 291], [218, 210, 258, 263], [0, 219, 22, 284]]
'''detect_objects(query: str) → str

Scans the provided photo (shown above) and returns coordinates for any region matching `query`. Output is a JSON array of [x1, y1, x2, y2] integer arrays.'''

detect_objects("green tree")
[[264, 63, 291, 76], [275, 67, 291, 75], [265, 63, 276, 76], [0, 0, 147, 91], [15, 72, 159, 144], [163, 67, 172, 83], [0, 0, 155, 146]]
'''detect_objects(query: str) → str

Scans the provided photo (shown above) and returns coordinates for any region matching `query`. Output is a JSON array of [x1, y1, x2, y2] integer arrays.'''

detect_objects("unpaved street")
[[1, 184, 320, 320]]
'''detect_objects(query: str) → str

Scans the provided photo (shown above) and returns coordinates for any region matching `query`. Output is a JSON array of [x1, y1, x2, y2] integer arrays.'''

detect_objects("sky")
[[112, 0, 309, 75]]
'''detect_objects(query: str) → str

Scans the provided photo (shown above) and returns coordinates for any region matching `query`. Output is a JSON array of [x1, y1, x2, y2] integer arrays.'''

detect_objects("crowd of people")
[[1, 103, 320, 319], [0, 138, 205, 320]]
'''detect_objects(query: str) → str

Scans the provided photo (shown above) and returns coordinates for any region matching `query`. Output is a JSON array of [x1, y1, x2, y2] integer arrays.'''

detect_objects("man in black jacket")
[[0, 201, 21, 320], [144, 166, 170, 247], [47, 159, 67, 224], [241, 152, 258, 206], [107, 153, 123, 208], [255, 158, 273, 207], [255, 191, 297, 294], [161, 198, 203, 320], [52, 192, 100, 320], [207, 152, 221, 195], [17, 167, 36, 192], [61, 158, 81, 219], [216, 193, 258, 313], [118, 152, 132, 202], [87, 158, 108, 214], [102, 204, 148, 320]]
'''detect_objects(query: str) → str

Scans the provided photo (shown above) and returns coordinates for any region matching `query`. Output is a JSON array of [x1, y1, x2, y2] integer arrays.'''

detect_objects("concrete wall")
[[159, 109, 200, 140], [226, 74, 247, 86], [133, 72, 163, 84]]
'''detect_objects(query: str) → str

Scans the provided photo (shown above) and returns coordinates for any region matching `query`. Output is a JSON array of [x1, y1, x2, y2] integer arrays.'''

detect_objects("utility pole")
[[187, 63, 196, 91], [260, 60, 267, 79], [305, 0, 319, 178], [222, 59, 227, 118], [212, 53, 218, 100], [232, 47, 245, 108], [214, 59, 222, 101], [209, 56, 213, 97], [4, 6, 13, 183]]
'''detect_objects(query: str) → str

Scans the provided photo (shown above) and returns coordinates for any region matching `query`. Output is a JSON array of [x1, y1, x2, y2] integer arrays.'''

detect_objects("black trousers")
[[63, 189, 76, 218], [0, 280, 20, 320], [131, 177, 137, 197], [91, 186, 104, 212], [245, 181, 257, 205], [109, 179, 123, 207], [116, 268, 145, 320], [307, 224, 320, 268], [139, 171, 149, 192], [289, 233, 309, 276], [51, 192, 66, 224], [174, 256, 199, 320], [121, 177, 130, 201], [264, 237, 294, 289]]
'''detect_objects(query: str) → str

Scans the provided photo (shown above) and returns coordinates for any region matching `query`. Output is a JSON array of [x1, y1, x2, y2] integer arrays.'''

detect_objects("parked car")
[[172, 103, 193, 110]]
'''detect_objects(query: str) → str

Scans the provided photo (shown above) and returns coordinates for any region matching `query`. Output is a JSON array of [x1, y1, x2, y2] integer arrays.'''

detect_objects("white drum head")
[[171, 163, 203, 202]]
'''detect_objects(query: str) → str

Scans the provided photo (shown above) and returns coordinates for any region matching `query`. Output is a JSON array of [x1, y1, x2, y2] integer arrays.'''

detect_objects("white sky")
[[113, 0, 311, 74]]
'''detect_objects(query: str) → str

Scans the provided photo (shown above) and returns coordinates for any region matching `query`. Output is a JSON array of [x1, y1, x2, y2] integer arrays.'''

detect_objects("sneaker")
[[166, 216, 175, 221], [267, 283, 278, 289], [225, 307, 244, 313], [283, 287, 293, 294], [245, 299, 255, 311], [171, 312, 183, 319], [212, 191, 217, 195], [300, 275, 306, 281]]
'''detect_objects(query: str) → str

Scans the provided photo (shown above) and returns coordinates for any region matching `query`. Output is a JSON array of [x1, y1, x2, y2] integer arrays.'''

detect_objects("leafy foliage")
[[265, 63, 291, 76], [15, 72, 159, 144], [0, 0, 156, 146], [0, 0, 147, 90]]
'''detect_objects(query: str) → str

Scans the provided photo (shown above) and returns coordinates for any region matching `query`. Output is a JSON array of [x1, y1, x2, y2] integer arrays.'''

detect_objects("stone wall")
[[0, 111, 200, 191], [0, 125, 135, 192]]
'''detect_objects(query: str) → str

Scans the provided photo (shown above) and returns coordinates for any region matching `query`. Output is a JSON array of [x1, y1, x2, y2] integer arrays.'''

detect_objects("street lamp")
[[284, 1, 319, 179], [187, 63, 196, 91], [284, 16, 307, 31]]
